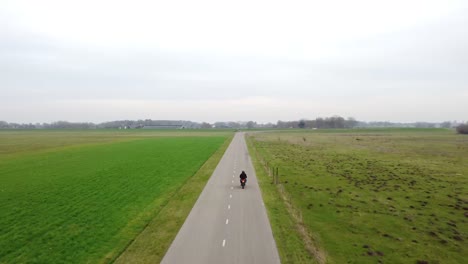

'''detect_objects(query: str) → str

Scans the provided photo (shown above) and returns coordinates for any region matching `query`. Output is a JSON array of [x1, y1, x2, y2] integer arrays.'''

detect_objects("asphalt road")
[[161, 132, 281, 264]]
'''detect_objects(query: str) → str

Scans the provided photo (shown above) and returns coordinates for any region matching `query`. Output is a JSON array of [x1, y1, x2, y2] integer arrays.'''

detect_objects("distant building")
[[142, 125, 184, 129]]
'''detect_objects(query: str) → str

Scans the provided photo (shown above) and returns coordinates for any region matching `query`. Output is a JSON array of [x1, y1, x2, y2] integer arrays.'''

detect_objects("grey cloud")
[[1, 3, 467, 123]]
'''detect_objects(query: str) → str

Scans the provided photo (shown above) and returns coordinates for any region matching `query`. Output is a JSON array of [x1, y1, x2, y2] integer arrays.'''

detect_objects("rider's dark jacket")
[[240, 171, 247, 179]]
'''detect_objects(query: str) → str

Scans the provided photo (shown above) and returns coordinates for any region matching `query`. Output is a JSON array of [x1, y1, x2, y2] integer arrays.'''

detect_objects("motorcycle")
[[240, 178, 246, 189]]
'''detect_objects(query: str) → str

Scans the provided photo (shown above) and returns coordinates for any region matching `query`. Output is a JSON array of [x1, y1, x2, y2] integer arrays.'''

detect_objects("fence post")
[[274, 168, 277, 184], [276, 167, 279, 184], [270, 166, 274, 184]]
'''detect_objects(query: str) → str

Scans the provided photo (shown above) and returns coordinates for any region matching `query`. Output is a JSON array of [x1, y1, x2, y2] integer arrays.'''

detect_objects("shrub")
[[456, 124, 468, 134]]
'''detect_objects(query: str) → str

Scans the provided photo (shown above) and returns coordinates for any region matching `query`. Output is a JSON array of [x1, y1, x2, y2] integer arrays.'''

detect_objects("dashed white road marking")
[[230, 194, 232, 198], [231, 187, 233, 190], [232, 180, 234, 183], [222, 239, 226, 247], [228, 205, 231, 210], [226, 219, 229, 225]]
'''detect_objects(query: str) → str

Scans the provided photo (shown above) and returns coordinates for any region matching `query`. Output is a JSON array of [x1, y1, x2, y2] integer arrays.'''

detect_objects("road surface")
[[161, 132, 281, 264]]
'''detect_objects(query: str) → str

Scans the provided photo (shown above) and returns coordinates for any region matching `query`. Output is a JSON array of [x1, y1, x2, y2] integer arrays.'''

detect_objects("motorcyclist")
[[239, 170, 247, 185]]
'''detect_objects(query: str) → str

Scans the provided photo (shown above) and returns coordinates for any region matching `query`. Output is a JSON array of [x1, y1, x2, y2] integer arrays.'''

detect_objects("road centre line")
[[222, 239, 226, 247], [230, 194, 232, 198], [228, 205, 231, 210], [226, 219, 229, 224]]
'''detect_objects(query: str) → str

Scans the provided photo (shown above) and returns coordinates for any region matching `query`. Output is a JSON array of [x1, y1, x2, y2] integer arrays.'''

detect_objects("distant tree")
[[227, 122, 241, 129], [276, 120, 287, 128], [246, 121, 256, 129], [315, 117, 325, 128], [298, 120, 306, 128], [214, 122, 228, 128], [440, 121, 452, 128], [304, 119, 315, 128], [326, 116, 345, 128], [414, 122, 436, 128], [200, 122, 212, 129], [345, 117, 359, 128], [456, 123, 468, 134], [277, 120, 296, 128]]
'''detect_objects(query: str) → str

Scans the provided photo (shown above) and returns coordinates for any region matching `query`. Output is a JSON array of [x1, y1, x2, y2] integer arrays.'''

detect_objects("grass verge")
[[113, 135, 233, 263], [246, 135, 322, 264], [246, 129, 467, 264]]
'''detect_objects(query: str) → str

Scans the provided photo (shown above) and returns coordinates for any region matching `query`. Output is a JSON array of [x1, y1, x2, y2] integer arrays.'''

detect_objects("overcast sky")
[[1, 0, 467, 123]]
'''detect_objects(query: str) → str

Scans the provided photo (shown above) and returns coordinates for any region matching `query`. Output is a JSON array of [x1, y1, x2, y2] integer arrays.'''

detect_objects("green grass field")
[[247, 128, 467, 264], [0, 130, 231, 263]]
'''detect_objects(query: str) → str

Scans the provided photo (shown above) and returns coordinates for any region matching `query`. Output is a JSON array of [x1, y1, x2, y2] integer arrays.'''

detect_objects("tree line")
[[276, 116, 359, 129], [0, 117, 466, 132], [0, 120, 199, 129]]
